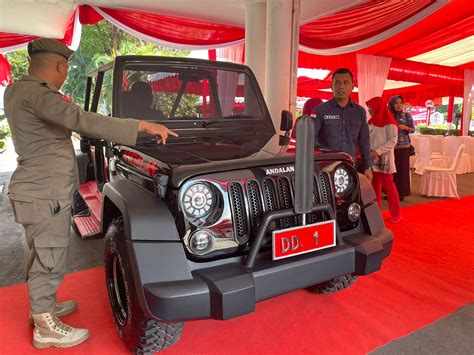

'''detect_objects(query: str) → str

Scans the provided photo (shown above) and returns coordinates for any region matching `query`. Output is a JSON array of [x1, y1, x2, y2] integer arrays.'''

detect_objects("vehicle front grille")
[[228, 172, 334, 247], [228, 182, 249, 244]]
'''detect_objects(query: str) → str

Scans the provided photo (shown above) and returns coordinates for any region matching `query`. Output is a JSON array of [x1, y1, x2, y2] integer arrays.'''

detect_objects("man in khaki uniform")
[[4, 38, 177, 349]]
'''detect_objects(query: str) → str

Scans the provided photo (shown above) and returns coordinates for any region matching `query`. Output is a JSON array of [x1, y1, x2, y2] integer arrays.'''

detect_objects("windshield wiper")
[[135, 136, 199, 147], [202, 120, 222, 128], [221, 114, 255, 119], [201, 115, 256, 127]]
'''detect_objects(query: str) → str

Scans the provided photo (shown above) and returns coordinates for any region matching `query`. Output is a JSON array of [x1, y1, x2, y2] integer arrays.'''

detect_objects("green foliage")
[[434, 104, 462, 119], [418, 126, 460, 136], [156, 93, 200, 117], [0, 113, 9, 151], [5, 21, 191, 108], [5, 49, 29, 81], [62, 21, 190, 107]]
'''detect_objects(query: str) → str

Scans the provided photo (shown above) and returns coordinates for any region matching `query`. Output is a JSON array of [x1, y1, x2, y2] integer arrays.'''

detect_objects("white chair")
[[413, 137, 447, 175], [458, 136, 474, 173], [442, 137, 470, 174], [419, 144, 465, 199], [429, 136, 444, 155]]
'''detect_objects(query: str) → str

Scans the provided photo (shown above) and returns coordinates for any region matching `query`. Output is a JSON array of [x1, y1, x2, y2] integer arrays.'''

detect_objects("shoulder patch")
[[58, 93, 73, 104]]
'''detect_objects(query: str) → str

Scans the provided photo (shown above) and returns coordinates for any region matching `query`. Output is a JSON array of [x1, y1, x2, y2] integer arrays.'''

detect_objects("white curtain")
[[216, 43, 245, 64], [462, 69, 474, 136], [356, 54, 392, 115], [216, 44, 244, 116]]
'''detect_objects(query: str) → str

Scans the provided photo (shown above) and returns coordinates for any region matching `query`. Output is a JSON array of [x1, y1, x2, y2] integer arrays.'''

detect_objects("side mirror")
[[280, 110, 293, 132]]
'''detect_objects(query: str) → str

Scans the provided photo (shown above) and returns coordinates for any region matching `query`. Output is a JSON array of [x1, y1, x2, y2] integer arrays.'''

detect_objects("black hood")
[[126, 132, 351, 187]]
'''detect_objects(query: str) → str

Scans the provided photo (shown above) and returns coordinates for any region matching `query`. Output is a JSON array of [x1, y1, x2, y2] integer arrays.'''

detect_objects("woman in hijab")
[[303, 97, 323, 116], [389, 95, 415, 200], [291, 97, 323, 138], [366, 96, 402, 223]]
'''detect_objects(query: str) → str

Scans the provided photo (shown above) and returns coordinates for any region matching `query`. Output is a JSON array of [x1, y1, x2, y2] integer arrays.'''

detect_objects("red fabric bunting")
[[299, 0, 473, 67], [382, 17, 474, 59], [0, 32, 37, 51], [389, 57, 464, 88], [0, 54, 12, 86], [382, 84, 463, 106], [97, 7, 245, 46], [300, 0, 435, 50], [149, 74, 245, 97], [78, 5, 103, 25], [364, 0, 474, 58]]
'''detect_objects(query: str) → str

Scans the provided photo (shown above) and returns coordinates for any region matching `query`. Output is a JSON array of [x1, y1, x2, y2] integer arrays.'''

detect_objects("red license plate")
[[272, 220, 336, 260]]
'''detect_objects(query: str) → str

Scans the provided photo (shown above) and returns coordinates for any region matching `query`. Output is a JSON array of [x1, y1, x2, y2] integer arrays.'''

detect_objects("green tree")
[[5, 21, 190, 108], [62, 21, 190, 107], [5, 49, 29, 81], [0, 114, 9, 151]]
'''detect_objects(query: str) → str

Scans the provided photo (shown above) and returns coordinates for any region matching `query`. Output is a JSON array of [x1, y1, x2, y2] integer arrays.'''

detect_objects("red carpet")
[[1, 196, 474, 354]]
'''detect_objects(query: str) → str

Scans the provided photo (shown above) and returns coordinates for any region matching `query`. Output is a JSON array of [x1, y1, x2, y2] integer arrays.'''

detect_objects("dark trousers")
[[393, 147, 411, 198]]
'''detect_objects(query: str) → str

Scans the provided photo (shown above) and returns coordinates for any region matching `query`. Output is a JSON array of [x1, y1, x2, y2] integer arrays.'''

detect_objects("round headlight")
[[182, 183, 215, 219], [348, 202, 361, 222], [189, 230, 213, 255], [333, 166, 353, 196]]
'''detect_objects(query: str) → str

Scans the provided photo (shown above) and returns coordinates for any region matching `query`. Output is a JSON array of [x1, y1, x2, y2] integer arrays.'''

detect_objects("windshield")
[[117, 65, 264, 121]]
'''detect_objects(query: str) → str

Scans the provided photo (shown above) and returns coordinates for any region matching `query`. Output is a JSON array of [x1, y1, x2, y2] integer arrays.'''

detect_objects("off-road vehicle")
[[73, 56, 393, 353]]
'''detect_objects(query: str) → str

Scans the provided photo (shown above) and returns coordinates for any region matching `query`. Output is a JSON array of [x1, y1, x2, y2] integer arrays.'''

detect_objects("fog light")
[[189, 230, 213, 255], [348, 203, 361, 222]]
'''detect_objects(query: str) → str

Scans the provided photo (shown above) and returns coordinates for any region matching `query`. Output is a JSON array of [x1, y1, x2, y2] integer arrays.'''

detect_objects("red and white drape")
[[299, 0, 447, 55], [93, 7, 244, 50]]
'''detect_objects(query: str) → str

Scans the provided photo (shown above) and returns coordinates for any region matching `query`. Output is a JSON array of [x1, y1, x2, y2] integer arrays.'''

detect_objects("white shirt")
[[369, 124, 398, 174]]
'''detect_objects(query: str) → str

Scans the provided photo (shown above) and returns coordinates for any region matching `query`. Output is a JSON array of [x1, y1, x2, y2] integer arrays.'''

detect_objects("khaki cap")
[[27, 38, 75, 61]]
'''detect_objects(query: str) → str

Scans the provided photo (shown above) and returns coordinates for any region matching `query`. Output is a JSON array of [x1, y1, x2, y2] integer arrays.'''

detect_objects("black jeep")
[[73, 56, 393, 353]]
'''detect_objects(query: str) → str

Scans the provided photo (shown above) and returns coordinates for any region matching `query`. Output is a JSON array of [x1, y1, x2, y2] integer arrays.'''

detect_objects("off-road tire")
[[104, 217, 184, 353], [306, 274, 357, 294]]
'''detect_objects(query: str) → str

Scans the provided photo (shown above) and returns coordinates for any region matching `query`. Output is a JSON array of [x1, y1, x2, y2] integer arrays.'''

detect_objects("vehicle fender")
[[357, 173, 385, 236], [358, 172, 376, 206], [101, 180, 180, 241]]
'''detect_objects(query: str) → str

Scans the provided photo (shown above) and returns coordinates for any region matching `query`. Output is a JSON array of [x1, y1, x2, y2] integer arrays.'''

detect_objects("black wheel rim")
[[106, 251, 129, 327]]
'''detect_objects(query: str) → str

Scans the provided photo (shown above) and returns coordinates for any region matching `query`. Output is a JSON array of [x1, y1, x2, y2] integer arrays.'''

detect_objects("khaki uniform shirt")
[[4, 75, 140, 200]]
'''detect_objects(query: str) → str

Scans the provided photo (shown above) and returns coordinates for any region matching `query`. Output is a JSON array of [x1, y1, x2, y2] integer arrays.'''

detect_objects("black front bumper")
[[142, 205, 393, 322]]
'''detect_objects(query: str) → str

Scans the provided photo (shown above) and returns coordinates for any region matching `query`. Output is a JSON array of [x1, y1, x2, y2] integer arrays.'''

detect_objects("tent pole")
[[447, 96, 454, 129], [265, 0, 293, 132], [245, 0, 266, 94], [289, 0, 301, 118]]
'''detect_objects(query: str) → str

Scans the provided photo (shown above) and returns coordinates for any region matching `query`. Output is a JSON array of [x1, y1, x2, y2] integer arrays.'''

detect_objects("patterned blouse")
[[393, 112, 415, 147]]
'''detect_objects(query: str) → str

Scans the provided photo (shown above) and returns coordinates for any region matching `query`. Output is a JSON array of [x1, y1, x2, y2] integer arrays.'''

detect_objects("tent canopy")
[[0, 0, 472, 103]]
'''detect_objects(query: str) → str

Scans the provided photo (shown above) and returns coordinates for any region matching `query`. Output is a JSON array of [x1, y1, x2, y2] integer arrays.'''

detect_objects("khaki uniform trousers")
[[9, 195, 71, 315]]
